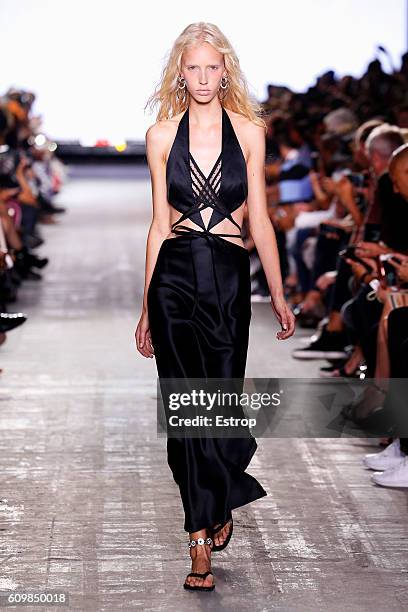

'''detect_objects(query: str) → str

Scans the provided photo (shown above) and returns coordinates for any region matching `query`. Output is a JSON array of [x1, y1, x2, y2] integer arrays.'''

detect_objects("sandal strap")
[[187, 571, 213, 579], [212, 518, 232, 535], [188, 536, 213, 548]]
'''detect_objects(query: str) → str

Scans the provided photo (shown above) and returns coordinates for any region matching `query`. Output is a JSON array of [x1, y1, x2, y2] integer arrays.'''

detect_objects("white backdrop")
[[0, 0, 405, 144]]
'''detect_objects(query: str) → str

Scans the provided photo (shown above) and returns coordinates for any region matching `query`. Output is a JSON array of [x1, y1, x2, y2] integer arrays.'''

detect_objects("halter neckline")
[[165, 103, 248, 243], [186, 105, 224, 183]]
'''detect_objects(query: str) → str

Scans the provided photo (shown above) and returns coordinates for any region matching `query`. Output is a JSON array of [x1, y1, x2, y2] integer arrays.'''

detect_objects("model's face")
[[391, 158, 408, 201], [181, 42, 226, 103]]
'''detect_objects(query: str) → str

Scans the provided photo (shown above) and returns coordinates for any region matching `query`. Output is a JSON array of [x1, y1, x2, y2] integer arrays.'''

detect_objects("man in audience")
[[362, 143, 408, 488], [291, 125, 404, 362]]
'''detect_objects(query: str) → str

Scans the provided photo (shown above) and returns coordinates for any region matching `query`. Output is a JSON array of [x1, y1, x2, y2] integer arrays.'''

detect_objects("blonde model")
[[136, 22, 295, 592]]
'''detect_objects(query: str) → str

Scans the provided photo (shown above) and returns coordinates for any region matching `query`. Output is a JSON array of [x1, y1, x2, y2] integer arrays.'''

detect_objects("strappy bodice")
[[166, 106, 248, 241]]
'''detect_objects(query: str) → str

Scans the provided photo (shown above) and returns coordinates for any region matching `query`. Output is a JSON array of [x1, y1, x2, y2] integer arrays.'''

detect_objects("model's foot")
[[184, 531, 214, 589], [212, 519, 232, 547]]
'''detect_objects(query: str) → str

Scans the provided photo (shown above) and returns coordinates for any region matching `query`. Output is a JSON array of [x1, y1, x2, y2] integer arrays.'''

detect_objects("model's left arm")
[[245, 122, 296, 340]]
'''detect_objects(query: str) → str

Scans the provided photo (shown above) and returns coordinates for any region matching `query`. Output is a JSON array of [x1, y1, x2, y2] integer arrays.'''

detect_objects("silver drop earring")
[[176, 75, 187, 103], [220, 76, 229, 89], [219, 76, 229, 100]]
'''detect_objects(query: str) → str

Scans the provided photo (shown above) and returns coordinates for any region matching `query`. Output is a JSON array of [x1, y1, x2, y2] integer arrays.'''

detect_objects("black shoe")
[[27, 253, 49, 269], [319, 361, 367, 378], [211, 518, 233, 552], [292, 327, 351, 360], [40, 201, 66, 214], [23, 269, 42, 280], [0, 312, 27, 333], [14, 247, 45, 279], [48, 204, 66, 214], [319, 361, 347, 377], [184, 536, 215, 592], [25, 234, 44, 249], [38, 193, 66, 214], [183, 571, 215, 592], [341, 386, 386, 423]]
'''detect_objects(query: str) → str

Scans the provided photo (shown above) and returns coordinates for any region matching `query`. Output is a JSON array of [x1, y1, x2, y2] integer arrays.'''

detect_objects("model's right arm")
[[135, 121, 172, 358], [142, 122, 172, 312]]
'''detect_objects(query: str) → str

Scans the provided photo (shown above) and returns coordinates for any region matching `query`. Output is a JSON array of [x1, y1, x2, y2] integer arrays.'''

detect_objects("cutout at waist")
[[165, 225, 247, 252]]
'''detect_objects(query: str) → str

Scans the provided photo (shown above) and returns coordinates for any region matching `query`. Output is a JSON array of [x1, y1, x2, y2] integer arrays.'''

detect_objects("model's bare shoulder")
[[227, 110, 265, 162], [145, 113, 184, 163], [242, 118, 266, 163], [242, 116, 265, 139], [226, 108, 248, 132]]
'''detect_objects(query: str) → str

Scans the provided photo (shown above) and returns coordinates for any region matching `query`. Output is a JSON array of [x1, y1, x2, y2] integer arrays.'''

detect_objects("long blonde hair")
[[145, 22, 266, 130]]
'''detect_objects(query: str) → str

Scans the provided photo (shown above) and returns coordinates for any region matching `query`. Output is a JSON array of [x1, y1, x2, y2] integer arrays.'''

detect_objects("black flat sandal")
[[211, 518, 233, 552], [183, 536, 215, 592]]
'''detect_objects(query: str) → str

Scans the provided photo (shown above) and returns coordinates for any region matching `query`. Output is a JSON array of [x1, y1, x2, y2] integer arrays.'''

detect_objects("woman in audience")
[[0, 89, 66, 360]]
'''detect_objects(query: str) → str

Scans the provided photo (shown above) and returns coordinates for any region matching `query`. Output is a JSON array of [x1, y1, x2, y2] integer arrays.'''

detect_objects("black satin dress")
[[147, 105, 267, 533]]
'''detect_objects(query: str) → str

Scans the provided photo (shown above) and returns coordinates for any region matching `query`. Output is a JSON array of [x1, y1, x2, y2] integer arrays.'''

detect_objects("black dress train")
[[147, 105, 267, 533]]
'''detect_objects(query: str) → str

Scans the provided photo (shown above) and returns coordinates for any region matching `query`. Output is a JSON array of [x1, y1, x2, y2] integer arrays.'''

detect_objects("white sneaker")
[[371, 456, 408, 487], [363, 439, 404, 471]]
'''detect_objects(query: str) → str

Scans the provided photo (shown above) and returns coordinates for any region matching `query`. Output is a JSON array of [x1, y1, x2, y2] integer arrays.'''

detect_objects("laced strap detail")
[[171, 153, 243, 238]]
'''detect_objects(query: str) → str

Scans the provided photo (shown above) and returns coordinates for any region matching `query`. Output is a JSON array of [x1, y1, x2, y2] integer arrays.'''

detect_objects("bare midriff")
[[165, 201, 247, 250]]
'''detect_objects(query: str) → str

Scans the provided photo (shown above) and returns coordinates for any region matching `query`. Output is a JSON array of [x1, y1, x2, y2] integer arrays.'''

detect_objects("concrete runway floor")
[[0, 165, 407, 611]]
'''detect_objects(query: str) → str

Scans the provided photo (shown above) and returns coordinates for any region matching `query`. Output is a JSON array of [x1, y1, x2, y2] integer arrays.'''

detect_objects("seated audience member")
[[292, 125, 405, 365], [0, 89, 66, 361]]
